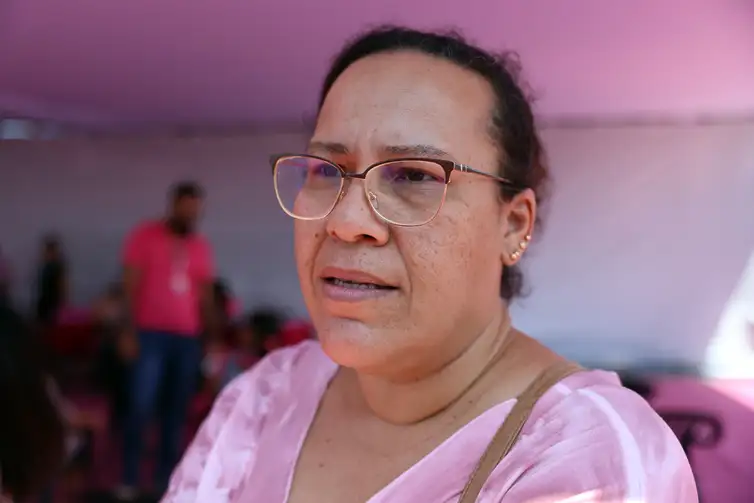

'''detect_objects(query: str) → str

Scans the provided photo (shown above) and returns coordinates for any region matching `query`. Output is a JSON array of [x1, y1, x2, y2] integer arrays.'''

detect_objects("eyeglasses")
[[271, 154, 523, 227]]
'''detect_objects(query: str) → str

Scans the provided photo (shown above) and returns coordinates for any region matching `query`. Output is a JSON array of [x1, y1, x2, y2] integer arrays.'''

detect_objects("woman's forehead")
[[321, 54, 491, 122], [315, 53, 495, 163]]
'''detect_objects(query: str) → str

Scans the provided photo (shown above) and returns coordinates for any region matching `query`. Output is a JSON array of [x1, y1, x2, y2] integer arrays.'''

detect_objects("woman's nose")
[[325, 179, 389, 245]]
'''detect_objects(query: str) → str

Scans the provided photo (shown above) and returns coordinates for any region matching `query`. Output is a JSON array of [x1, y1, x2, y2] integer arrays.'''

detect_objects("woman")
[[0, 305, 66, 502], [165, 27, 696, 502]]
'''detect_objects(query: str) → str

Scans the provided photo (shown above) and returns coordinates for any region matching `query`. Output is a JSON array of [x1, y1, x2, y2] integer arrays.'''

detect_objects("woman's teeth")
[[329, 278, 387, 289]]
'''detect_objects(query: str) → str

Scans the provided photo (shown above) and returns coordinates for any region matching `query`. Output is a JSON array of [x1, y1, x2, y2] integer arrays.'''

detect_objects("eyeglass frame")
[[270, 153, 526, 227]]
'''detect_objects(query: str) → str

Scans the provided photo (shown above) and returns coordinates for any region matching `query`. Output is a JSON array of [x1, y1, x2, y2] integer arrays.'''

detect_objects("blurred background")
[[1, 0, 753, 501]]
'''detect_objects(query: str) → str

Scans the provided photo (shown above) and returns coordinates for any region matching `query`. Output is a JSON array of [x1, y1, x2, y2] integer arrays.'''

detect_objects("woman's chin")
[[316, 321, 394, 371]]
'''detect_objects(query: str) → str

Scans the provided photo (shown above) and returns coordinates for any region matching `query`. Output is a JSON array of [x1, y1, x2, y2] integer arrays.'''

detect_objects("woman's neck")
[[346, 306, 517, 425]]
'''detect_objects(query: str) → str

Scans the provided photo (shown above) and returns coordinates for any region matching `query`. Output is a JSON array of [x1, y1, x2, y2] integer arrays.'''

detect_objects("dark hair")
[[42, 234, 60, 254], [213, 278, 231, 312], [318, 26, 550, 300], [106, 281, 124, 299], [170, 181, 204, 203], [248, 309, 285, 338], [245, 309, 286, 357], [0, 306, 66, 500]]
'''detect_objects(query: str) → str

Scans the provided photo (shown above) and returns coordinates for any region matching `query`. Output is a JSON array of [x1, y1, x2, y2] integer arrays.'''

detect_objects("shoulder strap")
[[458, 361, 583, 503]]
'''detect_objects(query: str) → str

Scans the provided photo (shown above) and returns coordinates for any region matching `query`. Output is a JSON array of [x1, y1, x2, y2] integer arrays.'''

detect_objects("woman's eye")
[[309, 163, 339, 177], [390, 167, 442, 183]]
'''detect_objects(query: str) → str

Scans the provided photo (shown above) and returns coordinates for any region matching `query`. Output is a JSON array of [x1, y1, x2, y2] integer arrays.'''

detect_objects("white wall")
[[0, 133, 306, 313], [1, 122, 752, 369]]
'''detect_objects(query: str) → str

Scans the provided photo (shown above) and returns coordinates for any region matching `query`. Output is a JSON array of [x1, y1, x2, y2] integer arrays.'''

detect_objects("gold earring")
[[509, 234, 531, 262], [519, 234, 532, 250]]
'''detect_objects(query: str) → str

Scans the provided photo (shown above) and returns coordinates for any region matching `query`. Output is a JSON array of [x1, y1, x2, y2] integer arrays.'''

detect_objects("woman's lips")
[[318, 267, 398, 302], [319, 266, 395, 288]]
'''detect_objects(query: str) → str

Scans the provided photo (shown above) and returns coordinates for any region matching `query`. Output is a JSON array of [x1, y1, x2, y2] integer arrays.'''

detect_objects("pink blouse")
[[164, 340, 697, 502]]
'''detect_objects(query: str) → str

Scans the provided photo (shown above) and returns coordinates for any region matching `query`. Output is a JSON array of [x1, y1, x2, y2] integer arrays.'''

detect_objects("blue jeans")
[[38, 485, 54, 503], [122, 331, 201, 491]]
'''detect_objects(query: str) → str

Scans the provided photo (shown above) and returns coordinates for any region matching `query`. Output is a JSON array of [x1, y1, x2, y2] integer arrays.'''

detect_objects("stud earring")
[[509, 234, 531, 262], [519, 234, 532, 250]]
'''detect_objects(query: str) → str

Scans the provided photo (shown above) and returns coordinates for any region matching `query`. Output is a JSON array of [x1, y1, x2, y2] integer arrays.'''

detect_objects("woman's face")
[[296, 51, 535, 377]]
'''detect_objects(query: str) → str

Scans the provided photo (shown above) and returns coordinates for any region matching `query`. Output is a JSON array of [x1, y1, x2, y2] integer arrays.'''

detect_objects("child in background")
[[200, 280, 235, 390], [202, 308, 285, 394], [217, 322, 263, 387], [191, 307, 290, 435], [190, 286, 244, 432], [92, 283, 130, 429]]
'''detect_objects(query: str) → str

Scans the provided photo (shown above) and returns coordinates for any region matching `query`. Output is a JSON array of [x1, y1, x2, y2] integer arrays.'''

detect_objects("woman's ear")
[[500, 188, 536, 266]]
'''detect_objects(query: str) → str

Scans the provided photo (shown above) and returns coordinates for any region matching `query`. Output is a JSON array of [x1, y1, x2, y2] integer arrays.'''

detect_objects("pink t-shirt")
[[164, 341, 697, 502], [123, 220, 213, 336]]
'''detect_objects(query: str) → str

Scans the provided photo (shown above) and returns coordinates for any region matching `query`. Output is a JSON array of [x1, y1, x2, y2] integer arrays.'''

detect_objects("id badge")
[[171, 273, 189, 294]]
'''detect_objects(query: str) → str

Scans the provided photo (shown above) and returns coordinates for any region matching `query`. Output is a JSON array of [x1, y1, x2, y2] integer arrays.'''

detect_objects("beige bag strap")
[[458, 361, 583, 503]]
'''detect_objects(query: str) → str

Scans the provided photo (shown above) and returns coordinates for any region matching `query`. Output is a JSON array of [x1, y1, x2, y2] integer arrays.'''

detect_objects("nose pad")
[[338, 178, 351, 201], [367, 190, 379, 210]]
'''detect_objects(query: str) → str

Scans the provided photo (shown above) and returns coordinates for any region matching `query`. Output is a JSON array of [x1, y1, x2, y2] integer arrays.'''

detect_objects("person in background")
[[92, 283, 130, 430], [197, 281, 234, 399], [204, 278, 236, 346], [41, 377, 101, 503], [116, 181, 215, 500], [246, 308, 285, 357], [0, 304, 66, 503], [192, 279, 241, 430], [34, 235, 67, 328], [266, 318, 313, 351], [0, 246, 11, 307], [202, 308, 284, 395]]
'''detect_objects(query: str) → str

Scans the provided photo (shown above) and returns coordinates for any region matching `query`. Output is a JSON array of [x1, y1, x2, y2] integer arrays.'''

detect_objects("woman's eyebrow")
[[306, 141, 454, 161], [382, 144, 453, 159], [307, 141, 349, 155]]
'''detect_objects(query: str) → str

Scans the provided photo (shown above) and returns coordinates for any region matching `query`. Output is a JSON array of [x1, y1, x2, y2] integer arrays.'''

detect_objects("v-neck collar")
[[275, 344, 519, 503]]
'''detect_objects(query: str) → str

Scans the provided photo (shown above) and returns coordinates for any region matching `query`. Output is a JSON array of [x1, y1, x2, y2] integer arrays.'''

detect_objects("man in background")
[[116, 181, 215, 500]]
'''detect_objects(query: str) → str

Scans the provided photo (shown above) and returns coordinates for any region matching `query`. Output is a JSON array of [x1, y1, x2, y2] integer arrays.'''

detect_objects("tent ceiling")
[[1, 0, 753, 129]]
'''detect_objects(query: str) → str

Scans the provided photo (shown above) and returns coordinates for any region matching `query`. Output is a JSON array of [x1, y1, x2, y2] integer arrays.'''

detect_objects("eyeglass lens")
[[274, 156, 448, 225]]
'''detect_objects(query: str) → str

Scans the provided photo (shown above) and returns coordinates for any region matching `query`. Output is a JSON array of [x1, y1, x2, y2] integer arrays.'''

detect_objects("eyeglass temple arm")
[[455, 163, 519, 187]]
